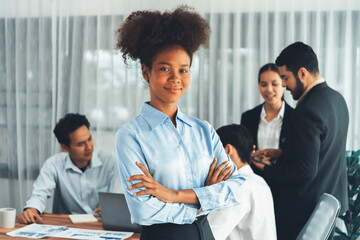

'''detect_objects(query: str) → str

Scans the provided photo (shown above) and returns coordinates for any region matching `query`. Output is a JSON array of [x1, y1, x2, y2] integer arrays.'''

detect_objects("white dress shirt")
[[257, 101, 285, 150], [208, 165, 277, 240]]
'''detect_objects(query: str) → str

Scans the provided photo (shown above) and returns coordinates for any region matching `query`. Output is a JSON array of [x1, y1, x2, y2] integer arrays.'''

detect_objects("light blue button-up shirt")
[[24, 151, 122, 214], [115, 103, 245, 226]]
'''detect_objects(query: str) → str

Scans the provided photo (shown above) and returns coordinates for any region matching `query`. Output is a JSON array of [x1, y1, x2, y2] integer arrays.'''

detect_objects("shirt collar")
[[176, 107, 193, 127], [89, 153, 102, 168], [64, 152, 102, 172], [140, 102, 193, 130], [278, 101, 285, 118], [237, 164, 253, 174], [296, 77, 325, 106], [260, 101, 285, 120]]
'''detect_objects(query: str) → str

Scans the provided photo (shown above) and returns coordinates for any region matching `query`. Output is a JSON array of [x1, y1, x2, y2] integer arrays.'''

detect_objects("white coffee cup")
[[0, 208, 16, 228]]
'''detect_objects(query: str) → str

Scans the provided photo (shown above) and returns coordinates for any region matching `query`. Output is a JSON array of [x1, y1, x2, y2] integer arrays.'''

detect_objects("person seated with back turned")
[[17, 113, 122, 224], [208, 124, 276, 240]]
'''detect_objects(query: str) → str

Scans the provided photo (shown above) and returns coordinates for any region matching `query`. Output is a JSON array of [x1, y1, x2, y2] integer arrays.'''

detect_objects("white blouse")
[[257, 101, 285, 150]]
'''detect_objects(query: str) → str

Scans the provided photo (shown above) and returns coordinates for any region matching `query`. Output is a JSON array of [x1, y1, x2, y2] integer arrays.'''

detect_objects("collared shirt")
[[115, 102, 245, 226], [24, 151, 122, 214], [296, 77, 325, 106], [257, 101, 285, 150], [208, 165, 276, 240]]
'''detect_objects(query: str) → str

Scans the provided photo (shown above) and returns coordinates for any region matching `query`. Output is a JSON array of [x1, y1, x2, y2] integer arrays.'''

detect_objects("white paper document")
[[69, 214, 98, 223], [7, 223, 134, 239], [6, 224, 68, 239]]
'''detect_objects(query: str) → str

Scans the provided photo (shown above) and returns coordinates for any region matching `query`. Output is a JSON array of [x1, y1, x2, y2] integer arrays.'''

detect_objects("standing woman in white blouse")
[[240, 63, 293, 231]]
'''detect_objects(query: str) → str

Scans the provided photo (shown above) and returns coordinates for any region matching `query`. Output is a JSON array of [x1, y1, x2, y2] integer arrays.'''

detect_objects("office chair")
[[296, 193, 341, 240]]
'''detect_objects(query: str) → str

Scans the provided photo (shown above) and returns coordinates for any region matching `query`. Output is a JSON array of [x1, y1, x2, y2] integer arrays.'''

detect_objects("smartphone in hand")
[[251, 155, 273, 166]]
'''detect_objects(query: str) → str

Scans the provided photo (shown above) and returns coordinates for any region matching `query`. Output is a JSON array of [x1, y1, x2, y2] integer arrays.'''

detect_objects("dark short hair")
[[258, 63, 280, 83], [216, 124, 253, 164], [53, 113, 90, 147], [116, 5, 210, 68], [275, 41, 319, 77]]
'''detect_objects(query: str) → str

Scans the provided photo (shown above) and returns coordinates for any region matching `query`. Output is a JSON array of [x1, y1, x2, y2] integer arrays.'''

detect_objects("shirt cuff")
[[24, 200, 45, 214], [166, 203, 198, 224], [192, 187, 215, 211]]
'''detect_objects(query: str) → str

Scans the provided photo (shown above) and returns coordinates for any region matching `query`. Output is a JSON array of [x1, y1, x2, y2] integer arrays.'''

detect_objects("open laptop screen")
[[98, 192, 142, 233]]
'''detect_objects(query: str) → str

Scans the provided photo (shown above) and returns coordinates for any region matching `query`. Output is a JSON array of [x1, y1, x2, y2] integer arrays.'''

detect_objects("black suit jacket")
[[262, 82, 349, 240], [241, 101, 293, 154]]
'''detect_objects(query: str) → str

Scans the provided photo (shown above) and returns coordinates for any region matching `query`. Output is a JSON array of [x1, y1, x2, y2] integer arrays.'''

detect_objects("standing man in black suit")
[[252, 42, 349, 240]]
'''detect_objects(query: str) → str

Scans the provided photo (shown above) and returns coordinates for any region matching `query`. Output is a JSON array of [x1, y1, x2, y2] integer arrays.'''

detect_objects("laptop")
[[98, 192, 142, 233]]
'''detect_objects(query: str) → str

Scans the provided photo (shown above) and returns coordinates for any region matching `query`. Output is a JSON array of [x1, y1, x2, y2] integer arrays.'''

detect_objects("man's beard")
[[289, 74, 304, 100]]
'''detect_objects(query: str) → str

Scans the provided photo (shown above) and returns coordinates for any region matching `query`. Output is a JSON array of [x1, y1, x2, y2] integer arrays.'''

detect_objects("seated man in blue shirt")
[[18, 113, 122, 224]]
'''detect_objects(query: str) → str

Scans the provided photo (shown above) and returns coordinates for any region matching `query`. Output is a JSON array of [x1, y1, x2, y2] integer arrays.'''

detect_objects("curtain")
[[0, 0, 359, 214]]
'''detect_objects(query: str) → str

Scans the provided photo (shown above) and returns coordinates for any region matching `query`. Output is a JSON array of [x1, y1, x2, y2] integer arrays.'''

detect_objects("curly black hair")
[[115, 5, 210, 68]]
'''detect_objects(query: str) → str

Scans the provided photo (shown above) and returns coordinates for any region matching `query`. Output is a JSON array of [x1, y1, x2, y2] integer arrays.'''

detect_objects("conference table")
[[0, 213, 140, 240]]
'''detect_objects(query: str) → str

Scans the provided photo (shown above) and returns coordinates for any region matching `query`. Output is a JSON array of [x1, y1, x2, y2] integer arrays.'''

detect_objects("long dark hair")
[[258, 63, 284, 101], [258, 63, 280, 83]]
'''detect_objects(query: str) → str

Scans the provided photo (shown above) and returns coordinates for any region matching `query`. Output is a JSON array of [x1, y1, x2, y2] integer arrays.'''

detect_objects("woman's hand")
[[251, 157, 269, 170], [251, 149, 283, 159], [251, 149, 282, 170], [205, 158, 233, 186], [127, 161, 177, 203]]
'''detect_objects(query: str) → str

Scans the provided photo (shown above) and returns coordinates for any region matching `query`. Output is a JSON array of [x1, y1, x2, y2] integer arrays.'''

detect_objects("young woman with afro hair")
[[115, 6, 245, 240]]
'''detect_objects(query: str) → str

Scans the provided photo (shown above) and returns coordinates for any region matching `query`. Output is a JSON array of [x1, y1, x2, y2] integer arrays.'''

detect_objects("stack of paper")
[[7, 224, 134, 239], [69, 214, 98, 223]]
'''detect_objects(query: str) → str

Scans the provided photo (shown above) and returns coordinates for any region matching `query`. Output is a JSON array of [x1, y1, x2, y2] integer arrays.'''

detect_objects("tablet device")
[[251, 156, 275, 166]]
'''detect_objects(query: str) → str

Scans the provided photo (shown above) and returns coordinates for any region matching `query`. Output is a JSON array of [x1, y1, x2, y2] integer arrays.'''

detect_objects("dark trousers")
[[140, 215, 215, 240]]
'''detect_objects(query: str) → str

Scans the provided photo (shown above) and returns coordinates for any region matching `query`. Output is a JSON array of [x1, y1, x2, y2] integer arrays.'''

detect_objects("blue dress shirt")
[[24, 151, 122, 214], [115, 103, 245, 226]]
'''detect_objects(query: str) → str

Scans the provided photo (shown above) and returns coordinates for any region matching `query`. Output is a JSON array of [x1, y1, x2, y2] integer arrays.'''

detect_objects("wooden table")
[[0, 214, 140, 240]]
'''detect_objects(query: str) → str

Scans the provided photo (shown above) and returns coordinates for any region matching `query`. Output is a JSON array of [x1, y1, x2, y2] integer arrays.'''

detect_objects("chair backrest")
[[52, 185, 71, 214], [296, 193, 341, 240]]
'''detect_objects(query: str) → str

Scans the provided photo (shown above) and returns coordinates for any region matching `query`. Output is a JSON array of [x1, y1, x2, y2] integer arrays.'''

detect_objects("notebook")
[[69, 214, 98, 223], [98, 192, 142, 233]]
